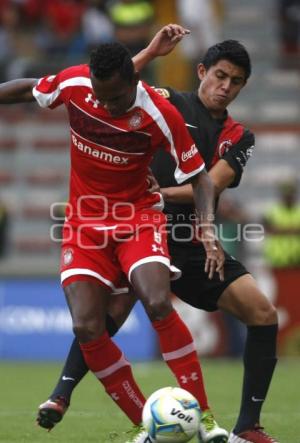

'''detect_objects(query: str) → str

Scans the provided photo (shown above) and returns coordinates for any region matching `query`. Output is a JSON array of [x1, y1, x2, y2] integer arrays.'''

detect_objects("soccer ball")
[[142, 387, 201, 442]]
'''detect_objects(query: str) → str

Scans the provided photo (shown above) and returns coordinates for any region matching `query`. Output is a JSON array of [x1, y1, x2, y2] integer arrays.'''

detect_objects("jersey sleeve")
[[32, 66, 90, 109], [222, 129, 255, 187], [159, 101, 205, 184]]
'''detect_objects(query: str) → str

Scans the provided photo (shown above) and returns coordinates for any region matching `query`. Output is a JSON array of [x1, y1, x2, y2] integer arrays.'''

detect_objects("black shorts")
[[169, 241, 249, 312]]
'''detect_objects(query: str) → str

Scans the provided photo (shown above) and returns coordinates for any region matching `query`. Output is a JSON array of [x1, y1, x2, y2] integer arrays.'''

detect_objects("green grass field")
[[0, 358, 299, 443]]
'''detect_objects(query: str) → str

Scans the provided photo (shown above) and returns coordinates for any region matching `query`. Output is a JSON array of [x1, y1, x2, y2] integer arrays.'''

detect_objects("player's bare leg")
[[218, 274, 279, 443], [37, 280, 109, 430], [37, 290, 137, 430]]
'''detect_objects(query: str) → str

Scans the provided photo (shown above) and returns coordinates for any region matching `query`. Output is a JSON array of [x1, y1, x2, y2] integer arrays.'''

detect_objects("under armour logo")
[[152, 244, 164, 254], [179, 372, 199, 384], [85, 93, 100, 108], [111, 392, 120, 401]]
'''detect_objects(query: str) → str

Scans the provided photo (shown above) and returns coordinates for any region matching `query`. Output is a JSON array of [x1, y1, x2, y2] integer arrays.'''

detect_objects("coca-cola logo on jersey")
[[218, 140, 233, 157], [181, 144, 197, 162]]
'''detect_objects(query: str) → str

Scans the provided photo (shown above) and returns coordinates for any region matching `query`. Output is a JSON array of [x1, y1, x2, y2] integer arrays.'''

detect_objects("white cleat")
[[198, 410, 228, 443]]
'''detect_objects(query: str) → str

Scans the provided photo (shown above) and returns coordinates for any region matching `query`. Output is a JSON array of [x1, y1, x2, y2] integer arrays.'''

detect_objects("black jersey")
[[151, 87, 255, 243]]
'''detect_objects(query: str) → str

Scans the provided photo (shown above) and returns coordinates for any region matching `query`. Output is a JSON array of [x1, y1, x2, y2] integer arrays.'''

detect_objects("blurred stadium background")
[[0, 0, 300, 441]]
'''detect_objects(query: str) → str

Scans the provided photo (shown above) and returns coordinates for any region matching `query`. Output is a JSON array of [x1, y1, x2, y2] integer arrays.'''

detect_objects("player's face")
[[197, 60, 246, 118], [91, 71, 139, 117]]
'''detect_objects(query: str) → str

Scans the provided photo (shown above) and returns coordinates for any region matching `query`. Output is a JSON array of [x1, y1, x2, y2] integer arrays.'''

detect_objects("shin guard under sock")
[[152, 310, 209, 411], [80, 332, 145, 424]]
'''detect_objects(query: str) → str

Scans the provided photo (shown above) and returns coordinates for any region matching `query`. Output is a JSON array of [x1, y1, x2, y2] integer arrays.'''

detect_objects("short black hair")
[[202, 40, 251, 81], [89, 42, 135, 82]]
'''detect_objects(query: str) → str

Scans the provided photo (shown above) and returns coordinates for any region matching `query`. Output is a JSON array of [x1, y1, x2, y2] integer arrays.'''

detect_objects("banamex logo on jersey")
[[72, 134, 129, 165]]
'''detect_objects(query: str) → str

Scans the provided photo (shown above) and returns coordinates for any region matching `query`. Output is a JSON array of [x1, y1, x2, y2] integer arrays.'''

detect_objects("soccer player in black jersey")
[[37, 25, 278, 443]]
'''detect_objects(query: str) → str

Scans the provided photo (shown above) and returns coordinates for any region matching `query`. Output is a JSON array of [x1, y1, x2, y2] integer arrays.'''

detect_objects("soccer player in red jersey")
[[0, 40, 225, 442]]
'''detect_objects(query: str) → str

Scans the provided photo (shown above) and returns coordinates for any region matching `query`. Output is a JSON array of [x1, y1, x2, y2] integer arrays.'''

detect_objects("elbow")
[[192, 169, 213, 190]]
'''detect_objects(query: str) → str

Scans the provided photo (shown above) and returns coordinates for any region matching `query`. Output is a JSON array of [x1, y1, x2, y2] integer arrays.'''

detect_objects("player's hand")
[[202, 236, 225, 281], [146, 24, 190, 58], [147, 169, 160, 193]]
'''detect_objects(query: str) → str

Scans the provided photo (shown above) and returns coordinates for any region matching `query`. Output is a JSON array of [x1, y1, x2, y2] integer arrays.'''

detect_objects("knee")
[[142, 291, 173, 321], [256, 302, 278, 325], [248, 300, 278, 326], [221, 277, 279, 326], [73, 318, 105, 342]]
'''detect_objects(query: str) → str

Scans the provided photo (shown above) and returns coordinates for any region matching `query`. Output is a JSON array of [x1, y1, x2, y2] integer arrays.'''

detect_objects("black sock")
[[233, 324, 278, 434], [50, 314, 119, 403]]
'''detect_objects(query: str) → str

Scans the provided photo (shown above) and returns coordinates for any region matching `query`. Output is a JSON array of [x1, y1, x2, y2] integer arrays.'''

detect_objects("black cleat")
[[36, 396, 69, 431]]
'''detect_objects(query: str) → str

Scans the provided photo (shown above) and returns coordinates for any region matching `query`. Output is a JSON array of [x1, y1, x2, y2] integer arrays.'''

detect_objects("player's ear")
[[197, 63, 206, 81]]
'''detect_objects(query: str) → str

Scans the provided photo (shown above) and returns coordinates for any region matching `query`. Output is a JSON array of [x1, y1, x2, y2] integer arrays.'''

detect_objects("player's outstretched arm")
[[191, 170, 225, 281], [133, 24, 190, 72], [0, 78, 37, 104]]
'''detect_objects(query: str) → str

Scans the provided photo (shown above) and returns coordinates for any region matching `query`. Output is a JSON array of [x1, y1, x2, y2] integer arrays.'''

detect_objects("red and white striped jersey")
[[32, 64, 205, 220]]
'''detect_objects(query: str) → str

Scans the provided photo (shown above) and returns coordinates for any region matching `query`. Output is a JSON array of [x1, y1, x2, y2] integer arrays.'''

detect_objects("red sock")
[[80, 332, 146, 424], [152, 310, 209, 411]]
